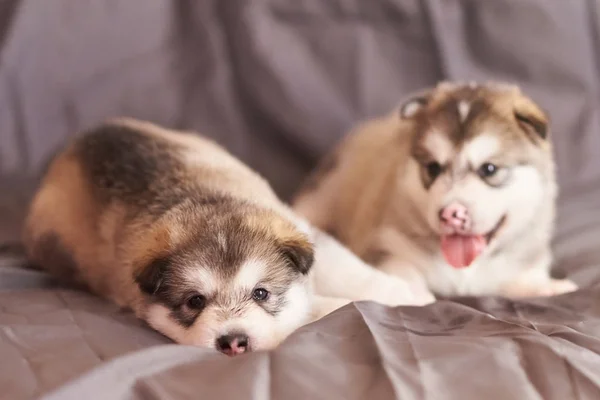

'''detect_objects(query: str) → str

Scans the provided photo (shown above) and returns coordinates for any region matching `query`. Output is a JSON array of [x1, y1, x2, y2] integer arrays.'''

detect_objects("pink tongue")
[[441, 235, 487, 268]]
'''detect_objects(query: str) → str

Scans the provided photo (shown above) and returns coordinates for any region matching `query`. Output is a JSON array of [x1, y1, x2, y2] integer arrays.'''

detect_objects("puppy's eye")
[[478, 163, 498, 178], [477, 163, 510, 187], [252, 288, 269, 301], [187, 294, 206, 309], [426, 162, 443, 180]]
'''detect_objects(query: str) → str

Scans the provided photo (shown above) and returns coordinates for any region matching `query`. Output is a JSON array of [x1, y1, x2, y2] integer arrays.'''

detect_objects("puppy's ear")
[[129, 220, 178, 296], [514, 109, 548, 141], [513, 93, 549, 142], [399, 96, 428, 119], [135, 256, 171, 295], [280, 237, 314, 275], [398, 89, 433, 119]]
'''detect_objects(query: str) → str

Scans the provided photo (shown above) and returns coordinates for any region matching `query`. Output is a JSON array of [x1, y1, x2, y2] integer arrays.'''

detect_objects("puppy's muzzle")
[[216, 333, 250, 356], [439, 202, 471, 234]]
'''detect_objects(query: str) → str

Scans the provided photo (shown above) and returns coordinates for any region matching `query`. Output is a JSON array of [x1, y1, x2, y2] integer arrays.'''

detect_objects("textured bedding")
[[1, 1, 600, 399]]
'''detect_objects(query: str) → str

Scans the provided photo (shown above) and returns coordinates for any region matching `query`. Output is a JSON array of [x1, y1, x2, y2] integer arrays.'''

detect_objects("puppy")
[[23, 118, 431, 356], [293, 81, 578, 299]]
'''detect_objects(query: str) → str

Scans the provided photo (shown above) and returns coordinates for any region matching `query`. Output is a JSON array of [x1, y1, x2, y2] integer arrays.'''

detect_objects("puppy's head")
[[398, 81, 554, 268], [130, 198, 314, 355]]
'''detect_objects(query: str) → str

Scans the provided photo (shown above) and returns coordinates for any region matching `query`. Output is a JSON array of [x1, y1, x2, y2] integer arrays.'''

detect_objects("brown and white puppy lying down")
[[293, 81, 578, 300], [23, 118, 433, 357]]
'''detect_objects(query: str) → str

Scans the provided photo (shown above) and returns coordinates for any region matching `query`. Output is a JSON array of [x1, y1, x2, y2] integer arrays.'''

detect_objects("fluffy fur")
[[23, 118, 431, 356], [293, 81, 578, 299]]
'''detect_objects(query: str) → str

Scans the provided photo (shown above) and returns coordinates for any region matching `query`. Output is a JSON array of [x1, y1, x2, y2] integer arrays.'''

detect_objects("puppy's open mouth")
[[441, 215, 506, 269]]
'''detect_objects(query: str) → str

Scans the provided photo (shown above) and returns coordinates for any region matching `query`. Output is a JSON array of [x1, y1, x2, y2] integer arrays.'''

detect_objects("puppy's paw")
[[503, 278, 579, 298], [411, 287, 437, 305], [536, 279, 579, 297], [362, 277, 435, 307]]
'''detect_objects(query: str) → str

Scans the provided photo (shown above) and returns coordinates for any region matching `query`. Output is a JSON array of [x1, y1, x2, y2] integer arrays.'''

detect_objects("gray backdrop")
[[1, 1, 600, 399]]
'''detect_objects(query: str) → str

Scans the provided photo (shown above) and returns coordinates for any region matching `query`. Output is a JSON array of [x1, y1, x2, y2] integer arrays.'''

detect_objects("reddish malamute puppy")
[[294, 82, 577, 299]]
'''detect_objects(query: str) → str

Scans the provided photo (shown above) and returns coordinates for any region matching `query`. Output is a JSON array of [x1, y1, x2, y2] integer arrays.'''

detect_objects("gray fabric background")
[[1, 1, 600, 399]]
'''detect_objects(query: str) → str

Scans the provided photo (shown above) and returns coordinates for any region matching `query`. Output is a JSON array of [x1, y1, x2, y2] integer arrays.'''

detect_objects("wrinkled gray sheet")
[[1, 1, 600, 399]]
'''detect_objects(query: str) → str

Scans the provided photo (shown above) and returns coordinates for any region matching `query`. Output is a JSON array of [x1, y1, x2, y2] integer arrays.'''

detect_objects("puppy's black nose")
[[216, 333, 250, 356]]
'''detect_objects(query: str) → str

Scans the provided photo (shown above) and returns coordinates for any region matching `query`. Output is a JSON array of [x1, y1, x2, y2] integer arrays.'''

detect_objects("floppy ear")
[[398, 90, 432, 119], [280, 238, 314, 275], [514, 109, 548, 141], [134, 256, 171, 295], [513, 93, 549, 141], [128, 219, 179, 296]]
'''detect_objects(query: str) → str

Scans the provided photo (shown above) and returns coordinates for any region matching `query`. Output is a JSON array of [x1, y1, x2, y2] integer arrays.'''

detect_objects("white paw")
[[361, 277, 435, 306], [412, 287, 437, 305], [535, 279, 579, 297], [504, 278, 579, 298]]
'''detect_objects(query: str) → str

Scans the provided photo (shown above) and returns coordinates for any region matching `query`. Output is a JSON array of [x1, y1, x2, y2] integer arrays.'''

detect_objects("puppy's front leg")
[[376, 257, 436, 302], [500, 257, 578, 298], [309, 230, 434, 306]]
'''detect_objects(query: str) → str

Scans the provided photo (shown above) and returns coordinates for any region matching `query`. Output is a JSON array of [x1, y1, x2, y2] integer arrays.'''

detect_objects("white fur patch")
[[458, 101, 470, 122], [146, 304, 194, 344], [289, 214, 316, 239], [217, 232, 227, 251], [183, 267, 219, 296], [423, 131, 453, 164], [463, 135, 500, 167], [233, 259, 266, 290], [273, 282, 312, 333]]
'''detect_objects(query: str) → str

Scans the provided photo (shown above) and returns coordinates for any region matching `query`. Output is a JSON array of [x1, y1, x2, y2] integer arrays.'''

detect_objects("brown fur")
[[24, 118, 313, 318], [408, 82, 552, 188], [293, 110, 415, 257], [293, 81, 554, 272]]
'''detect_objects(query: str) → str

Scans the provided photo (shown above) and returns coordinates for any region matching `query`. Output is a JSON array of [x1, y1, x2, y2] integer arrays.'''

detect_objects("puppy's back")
[[293, 112, 411, 255]]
